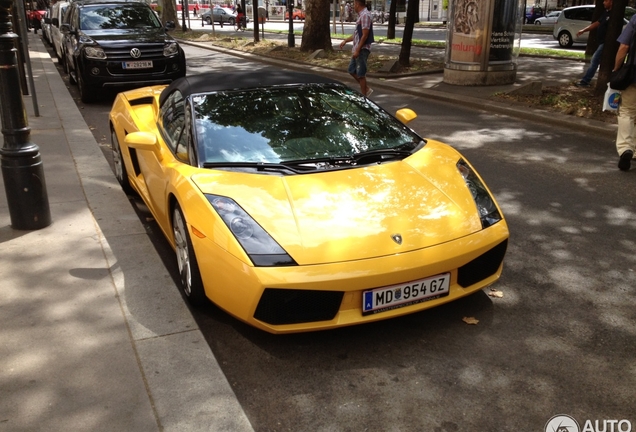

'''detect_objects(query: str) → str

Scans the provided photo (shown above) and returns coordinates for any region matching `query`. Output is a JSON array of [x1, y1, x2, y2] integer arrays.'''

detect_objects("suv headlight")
[[84, 46, 106, 60], [163, 42, 178, 56], [456, 159, 502, 228], [206, 195, 297, 267]]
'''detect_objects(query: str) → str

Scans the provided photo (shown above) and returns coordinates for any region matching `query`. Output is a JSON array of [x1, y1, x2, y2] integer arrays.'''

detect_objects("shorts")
[[348, 49, 370, 78]]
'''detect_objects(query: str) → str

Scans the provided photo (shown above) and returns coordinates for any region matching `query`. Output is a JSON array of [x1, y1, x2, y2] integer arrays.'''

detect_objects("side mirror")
[[124, 132, 163, 161], [165, 21, 175, 30], [52, 17, 59, 26], [44, 17, 51, 24], [395, 108, 417, 124]]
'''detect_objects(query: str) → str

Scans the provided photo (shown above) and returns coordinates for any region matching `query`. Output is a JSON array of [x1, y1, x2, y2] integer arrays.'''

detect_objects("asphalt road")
[[48, 41, 635, 431]]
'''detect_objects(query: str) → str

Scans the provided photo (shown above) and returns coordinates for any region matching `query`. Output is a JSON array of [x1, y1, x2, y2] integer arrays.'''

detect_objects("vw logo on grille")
[[391, 234, 403, 245], [130, 48, 142, 59]]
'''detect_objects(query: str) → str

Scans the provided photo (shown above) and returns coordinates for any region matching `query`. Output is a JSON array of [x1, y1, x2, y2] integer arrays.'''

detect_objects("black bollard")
[[0, 0, 51, 230]]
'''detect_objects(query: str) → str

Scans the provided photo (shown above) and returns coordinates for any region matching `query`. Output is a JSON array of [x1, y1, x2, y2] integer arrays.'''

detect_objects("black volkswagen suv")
[[61, 0, 186, 102]]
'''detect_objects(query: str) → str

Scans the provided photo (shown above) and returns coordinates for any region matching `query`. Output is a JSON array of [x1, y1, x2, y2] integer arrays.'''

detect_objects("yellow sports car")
[[109, 70, 509, 334]]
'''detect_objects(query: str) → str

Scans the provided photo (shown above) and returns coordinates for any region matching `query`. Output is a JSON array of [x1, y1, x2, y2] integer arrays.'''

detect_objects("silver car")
[[201, 7, 239, 25], [553, 5, 631, 48], [535, 11, 561, 26]]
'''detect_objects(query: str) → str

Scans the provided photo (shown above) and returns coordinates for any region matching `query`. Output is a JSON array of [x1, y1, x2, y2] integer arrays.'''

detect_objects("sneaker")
[[366, 88, 373, 97], [575, 81, 590, 87], [618, 150, 634, 171]]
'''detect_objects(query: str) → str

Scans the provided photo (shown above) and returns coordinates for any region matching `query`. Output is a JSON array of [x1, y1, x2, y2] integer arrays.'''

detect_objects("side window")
[[160, 91, 190, 163]]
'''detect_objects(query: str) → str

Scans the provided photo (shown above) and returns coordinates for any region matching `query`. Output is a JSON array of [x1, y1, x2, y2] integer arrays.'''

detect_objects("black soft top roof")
[[159, 69, 342, 105]]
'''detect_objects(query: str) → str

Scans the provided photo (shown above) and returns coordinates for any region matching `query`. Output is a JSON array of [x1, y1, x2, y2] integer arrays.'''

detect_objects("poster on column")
[[450, 0, 487, 64], [489, 0, 517, 62]]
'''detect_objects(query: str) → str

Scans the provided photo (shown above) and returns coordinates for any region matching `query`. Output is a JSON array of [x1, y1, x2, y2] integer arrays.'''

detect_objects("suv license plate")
[[362, 273, 450, 315], [123, 60, 153, 69]]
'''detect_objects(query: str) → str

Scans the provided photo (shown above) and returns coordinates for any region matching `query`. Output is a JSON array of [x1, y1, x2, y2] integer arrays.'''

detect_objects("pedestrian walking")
[[576, 0, 612, 87], [613, 14, 636, 170], [339, 0, 375, 97]]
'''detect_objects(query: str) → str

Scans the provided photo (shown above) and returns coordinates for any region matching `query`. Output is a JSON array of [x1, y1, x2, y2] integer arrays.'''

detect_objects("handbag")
[[610, 63, 635, 90], [610, 30, 636, 90]]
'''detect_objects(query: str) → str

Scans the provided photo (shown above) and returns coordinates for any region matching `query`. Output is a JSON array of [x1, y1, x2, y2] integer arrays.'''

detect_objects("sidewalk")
[[0, 27, 616, 432], [0, 32, 253, 431]]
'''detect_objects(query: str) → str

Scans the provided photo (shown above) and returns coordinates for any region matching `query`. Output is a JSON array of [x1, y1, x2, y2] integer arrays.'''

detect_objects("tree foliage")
[[301, 0, 333, 52]]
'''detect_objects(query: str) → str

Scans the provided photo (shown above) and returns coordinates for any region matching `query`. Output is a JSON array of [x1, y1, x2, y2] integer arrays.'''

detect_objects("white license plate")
[[122, 60, 153, 69], [362, 273, 450, 315]]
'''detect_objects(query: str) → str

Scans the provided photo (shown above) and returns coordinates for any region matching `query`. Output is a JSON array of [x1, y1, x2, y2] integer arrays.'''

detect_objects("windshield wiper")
[[201, 160, 348, 174], [352, 148, 412, 164]]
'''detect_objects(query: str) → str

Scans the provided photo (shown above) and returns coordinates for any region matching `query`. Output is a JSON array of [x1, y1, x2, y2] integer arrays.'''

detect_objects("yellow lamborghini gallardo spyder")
[[109, 70, 509, 334]]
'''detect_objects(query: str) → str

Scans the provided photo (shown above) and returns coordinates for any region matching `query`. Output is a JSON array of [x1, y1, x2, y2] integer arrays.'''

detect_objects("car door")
[[136, 90, 192, 227], [61, 5, 80, 75]]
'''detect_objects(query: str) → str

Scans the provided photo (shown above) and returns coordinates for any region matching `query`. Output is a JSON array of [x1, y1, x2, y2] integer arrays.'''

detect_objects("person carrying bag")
[[612, 14, 636, 170]]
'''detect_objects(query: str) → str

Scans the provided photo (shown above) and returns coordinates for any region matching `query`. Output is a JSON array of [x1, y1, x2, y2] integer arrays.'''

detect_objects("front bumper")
[[192, 220, 509, 334]]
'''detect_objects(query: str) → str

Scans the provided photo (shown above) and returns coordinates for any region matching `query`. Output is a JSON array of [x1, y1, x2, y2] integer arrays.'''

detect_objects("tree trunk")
[[301, 0, 333, 52], [387, 0, 397, 39], [584, 0, 605, 61], [596, 0, 628, 95], [162, 0, 179, 30], [398, 0, 419, 66]]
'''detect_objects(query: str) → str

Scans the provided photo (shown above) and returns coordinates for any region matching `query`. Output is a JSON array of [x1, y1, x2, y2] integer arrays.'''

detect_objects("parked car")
[[553, 4, 629, 47], [534, 10, 561, 26], [48, 1, 70, 61], [285, 8, 305, 20], [41, 8, 52, 44], [201, 7, 244, 25], [525, 5, 544, 24], [60, 0, 186, 103], [109, 70, 509, 334]]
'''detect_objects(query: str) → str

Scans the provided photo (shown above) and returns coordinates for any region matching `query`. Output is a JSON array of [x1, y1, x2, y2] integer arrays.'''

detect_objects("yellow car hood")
[[191, 142, 484, 265]]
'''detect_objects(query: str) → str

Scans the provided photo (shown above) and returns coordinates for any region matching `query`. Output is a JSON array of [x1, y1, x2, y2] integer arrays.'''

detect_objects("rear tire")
[[173, 204, 207, 307]]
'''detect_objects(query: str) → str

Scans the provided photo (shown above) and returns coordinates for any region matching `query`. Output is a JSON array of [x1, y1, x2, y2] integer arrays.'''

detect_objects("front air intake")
[[254, 289, 344, 325], [457, 240, 508, 288]]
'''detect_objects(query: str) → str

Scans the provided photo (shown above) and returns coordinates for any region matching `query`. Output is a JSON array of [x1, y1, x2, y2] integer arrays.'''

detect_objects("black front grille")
[[457, 240, 508, 288], [254, 289, 344, 325], [104, 44, 166, 61]]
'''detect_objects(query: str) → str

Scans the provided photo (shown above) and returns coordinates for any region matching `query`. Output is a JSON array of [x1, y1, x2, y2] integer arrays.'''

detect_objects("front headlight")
[[163, 42, 178, 56], [206, 195, 297, 267], [456, 159, 502, 228], [84, 46, 106, 60]]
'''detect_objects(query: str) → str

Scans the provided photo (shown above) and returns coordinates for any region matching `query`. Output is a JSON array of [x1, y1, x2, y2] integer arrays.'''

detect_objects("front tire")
[[205, 16, 211, 24], [558, 31, 573, 48], [173, 204, 207, 307], [77, 68, 98, 103], [229, 17, 235, 25], [110, 128, 135, 195]]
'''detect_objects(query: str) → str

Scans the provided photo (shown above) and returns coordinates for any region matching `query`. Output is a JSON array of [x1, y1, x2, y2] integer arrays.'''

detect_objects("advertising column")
[[444, 0, 522, 85]]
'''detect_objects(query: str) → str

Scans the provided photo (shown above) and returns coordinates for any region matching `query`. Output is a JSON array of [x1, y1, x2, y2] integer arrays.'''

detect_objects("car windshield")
[[191, 84, 423, 166], [80, 4, 161, 30]]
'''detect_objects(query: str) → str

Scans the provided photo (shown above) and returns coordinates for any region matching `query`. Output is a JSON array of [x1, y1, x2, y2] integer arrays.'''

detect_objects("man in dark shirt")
[[576, 0, 613, 86]]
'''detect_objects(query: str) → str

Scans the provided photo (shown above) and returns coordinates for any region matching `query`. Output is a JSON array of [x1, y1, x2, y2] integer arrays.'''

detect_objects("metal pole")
[[0, 0, 51, 230], [14, 0, 39, 116]]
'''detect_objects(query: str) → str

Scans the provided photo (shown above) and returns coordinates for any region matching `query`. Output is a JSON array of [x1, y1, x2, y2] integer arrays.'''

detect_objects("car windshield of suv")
[[80, 4, 161, 30], [192, 84, 423, 166]]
